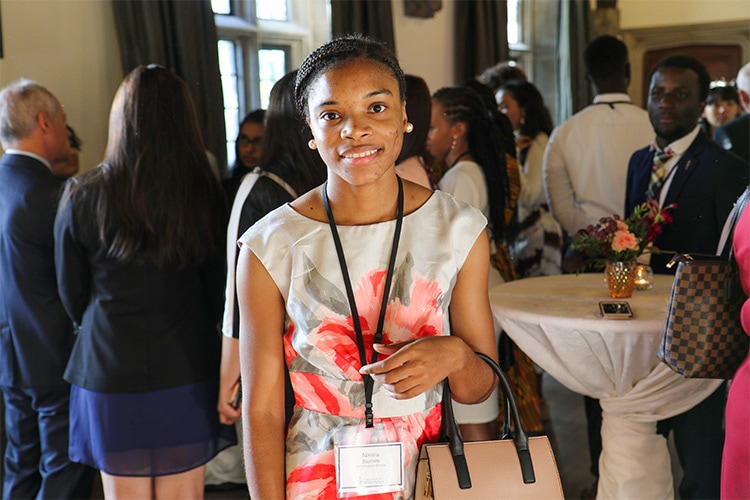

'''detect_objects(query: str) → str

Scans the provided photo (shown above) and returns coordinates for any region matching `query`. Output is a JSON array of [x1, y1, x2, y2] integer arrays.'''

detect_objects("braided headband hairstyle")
[[295, 34, 406, 121], [432, 86, 510, 241]]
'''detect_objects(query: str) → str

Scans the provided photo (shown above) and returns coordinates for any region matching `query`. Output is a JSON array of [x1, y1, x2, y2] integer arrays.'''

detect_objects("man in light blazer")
[[0, 79, 94, 498], [625, 55, 748, 499]]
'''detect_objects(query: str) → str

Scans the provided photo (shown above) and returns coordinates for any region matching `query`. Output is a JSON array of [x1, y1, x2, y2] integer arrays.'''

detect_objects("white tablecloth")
[[489, 274, 722, 500]]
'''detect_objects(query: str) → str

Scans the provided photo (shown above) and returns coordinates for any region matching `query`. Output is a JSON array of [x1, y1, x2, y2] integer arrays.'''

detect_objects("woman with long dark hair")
[[395, 74, 433, 188], [498, 80, 563, 278], [210, 69, 328, 489], [427, 85, 511, 441], [218, 69, 327, 424], [238, 36, 498, 499], [55, 65, 233, 498]]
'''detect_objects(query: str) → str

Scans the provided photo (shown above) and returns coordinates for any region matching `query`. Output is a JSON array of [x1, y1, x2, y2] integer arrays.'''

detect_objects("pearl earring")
[[405, 122, 414, 133], [308, 139, 317, 150], [450, 136, 457, 151]]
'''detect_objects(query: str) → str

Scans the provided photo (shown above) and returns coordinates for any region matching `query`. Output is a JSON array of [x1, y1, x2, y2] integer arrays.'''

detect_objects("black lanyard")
[[322, 177, 404, 428], [592, 100, 634, 109]]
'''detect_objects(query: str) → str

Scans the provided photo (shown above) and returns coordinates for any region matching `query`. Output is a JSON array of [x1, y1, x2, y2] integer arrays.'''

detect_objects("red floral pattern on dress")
[[286, 405, 443, 499], [283, 268, 446, 499]]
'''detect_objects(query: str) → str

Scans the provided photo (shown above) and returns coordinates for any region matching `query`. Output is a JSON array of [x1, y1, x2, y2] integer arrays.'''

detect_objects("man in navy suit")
[[714, 61, 750, 162], [625, 55, 748, 499], [0, 80, 94, 498]]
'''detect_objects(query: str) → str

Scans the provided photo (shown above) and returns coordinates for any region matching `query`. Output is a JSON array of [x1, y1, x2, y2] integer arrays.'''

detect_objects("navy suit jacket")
[[0, 153, 74, 388], [714, 114, 750, 163], [625, 131, 749, 274]]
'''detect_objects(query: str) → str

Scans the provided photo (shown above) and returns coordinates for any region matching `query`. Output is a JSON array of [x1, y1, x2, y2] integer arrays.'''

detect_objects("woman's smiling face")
[[304, 58, 407, 187]]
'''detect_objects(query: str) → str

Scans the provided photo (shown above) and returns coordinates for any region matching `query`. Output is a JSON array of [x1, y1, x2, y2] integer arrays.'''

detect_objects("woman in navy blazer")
[[54, 65, 234, 498]]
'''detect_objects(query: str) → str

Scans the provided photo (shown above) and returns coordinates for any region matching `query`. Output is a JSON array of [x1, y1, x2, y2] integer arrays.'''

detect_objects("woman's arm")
[[237, 246, 287, 499], [361, 232, 497, 404], [53, 186, 91, 324], [518, 133, 548, 211]]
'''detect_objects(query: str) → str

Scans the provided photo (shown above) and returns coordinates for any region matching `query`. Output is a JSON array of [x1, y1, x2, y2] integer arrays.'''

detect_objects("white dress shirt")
[[543, 93, 653, 235]]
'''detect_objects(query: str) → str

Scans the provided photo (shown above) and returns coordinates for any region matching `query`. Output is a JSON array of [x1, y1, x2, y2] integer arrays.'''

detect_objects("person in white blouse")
[[497, 79, 563, 278], [543, 35, 652, 241], [428, 85, 513, 441]]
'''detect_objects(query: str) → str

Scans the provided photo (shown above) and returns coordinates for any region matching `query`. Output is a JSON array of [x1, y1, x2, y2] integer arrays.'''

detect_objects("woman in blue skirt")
[[54, 65, 235, 498]]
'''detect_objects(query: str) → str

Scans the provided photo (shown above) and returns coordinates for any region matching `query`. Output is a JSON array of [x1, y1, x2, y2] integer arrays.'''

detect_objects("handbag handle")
[[439, 352, 536, 490], [717, 186, 750, 258]]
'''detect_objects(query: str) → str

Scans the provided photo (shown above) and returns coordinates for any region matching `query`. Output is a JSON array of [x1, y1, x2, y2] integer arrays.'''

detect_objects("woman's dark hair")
[[65, 64, 227, 267], [461, 79, 516, 159], [397, 74, 431, 164], [261, 70, 327, 195], [499, 80, 554, 139], [707, 85, 741, 106], [295, 34, 406, 119], [478, 61, 527, 93], [67, 125, 82, 151], [432, 86, 510, 241]]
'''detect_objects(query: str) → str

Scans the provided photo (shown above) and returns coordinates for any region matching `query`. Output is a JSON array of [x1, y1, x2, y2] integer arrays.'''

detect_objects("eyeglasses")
[[237, 136, 262, 147]]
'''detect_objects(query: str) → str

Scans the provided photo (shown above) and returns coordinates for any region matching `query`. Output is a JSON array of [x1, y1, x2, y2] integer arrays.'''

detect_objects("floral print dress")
[[239, 190, 487, 499]]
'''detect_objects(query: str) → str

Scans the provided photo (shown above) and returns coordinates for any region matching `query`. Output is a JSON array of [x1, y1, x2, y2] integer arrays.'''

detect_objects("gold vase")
[[605, 261, 638, 298]]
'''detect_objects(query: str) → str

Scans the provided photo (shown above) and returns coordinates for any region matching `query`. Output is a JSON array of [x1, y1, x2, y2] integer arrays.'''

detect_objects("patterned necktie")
[[646, 149, 674, 201]]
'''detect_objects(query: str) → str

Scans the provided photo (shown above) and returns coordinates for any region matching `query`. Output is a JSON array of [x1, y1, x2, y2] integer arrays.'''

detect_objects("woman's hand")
[[515, 135, 533, 152], [218, 393, 242, 425], [359, 336, 474, 399], [218, 335, 242, 425]]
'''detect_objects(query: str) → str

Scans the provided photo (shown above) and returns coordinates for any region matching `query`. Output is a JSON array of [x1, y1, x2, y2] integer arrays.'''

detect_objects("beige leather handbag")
[[415, 353, 563, 499]]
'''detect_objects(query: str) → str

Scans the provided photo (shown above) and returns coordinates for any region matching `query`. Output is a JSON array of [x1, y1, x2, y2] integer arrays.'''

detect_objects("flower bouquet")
[[570, 200, 675, 297]]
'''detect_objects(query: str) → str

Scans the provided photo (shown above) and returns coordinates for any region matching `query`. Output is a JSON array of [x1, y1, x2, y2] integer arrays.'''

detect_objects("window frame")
[[214, 0, 330, 165]]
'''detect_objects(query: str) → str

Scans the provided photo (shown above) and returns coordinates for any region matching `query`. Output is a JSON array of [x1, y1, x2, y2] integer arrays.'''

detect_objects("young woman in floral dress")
[[236, 35, 499, 499]]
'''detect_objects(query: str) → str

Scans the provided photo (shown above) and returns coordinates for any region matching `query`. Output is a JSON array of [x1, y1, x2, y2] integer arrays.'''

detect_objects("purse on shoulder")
[[657, 187, 750, 379], [414, 353, 563, 499], [658, 254, 749, 379]]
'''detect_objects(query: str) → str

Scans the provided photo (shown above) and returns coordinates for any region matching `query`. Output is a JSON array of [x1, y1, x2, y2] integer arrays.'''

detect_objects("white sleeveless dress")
[[239, 190, 486, 498]]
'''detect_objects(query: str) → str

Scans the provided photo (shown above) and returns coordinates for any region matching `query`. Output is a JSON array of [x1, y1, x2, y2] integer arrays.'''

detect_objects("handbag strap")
[[717, 186, 750, 258], [440, 352, 536, 490]]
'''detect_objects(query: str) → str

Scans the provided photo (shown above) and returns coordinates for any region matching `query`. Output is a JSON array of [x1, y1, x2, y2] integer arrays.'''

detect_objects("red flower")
[[571, 200, 676, 268]]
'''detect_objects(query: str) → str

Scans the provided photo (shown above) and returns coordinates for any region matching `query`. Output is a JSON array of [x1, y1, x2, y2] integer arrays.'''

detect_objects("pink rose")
[[615, 220, 629, 232], [611, 230, 640, 252]]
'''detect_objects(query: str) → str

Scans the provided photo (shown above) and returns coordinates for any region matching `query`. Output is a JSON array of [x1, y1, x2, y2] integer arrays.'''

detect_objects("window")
[[258, 46, 288, 109], [507, 0, 521, 46], [507, 0, 531, 72], [213, 0, 329, 167]]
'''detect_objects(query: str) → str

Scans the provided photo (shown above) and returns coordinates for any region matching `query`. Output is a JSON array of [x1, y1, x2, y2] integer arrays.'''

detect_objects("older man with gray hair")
[[714, 62, 750, 161], [0, 79, 94, 498]]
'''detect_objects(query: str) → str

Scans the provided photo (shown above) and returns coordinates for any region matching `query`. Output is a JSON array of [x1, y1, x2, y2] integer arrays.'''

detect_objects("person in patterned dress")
[[236, 35, 500, 499]]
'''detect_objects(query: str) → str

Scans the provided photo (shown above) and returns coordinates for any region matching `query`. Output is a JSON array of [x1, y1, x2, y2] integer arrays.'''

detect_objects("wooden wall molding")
[[622, 20, 749, 106]]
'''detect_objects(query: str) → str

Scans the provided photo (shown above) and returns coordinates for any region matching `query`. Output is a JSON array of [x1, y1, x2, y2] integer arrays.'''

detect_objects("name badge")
[[336, 442, 404, 496]]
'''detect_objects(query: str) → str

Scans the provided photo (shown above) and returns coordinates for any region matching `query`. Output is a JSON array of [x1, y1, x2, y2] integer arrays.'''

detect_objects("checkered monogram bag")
[[658, 258, 749, 379]]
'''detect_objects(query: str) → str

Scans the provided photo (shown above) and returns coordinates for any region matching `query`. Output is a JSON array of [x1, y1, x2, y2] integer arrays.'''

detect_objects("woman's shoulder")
[[438, 160, 485, 194], [396, 157, 432, 189], [533, 132, 549, 148], [63, 167, 105, 208], [440, 160, 483, 181], [425, 189, 486, 225]]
